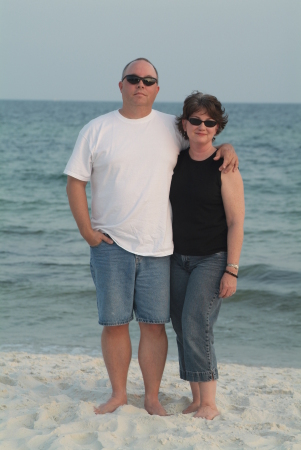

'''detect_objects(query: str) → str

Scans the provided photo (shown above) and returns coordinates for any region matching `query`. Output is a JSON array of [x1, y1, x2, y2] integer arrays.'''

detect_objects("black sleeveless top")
[[169, 149, 227, 256]]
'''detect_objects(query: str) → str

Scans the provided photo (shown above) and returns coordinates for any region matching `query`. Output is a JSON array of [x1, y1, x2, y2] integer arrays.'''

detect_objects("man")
[[64, 58, 238, 416]]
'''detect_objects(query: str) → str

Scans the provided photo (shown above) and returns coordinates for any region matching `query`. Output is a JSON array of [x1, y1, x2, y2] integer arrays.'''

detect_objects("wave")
[[225, 288, 301, 311], [240, 264, 301, 287]]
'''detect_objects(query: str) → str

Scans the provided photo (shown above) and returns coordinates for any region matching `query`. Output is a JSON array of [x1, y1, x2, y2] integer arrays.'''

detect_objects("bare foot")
[[145, 399, 169, 416], [182, 401, 201, 414], [94, 396, 127, 415], [194, 405, 220, 420]]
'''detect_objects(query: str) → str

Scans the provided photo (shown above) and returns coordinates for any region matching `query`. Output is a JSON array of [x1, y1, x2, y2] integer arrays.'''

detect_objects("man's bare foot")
[[94, 396, 127, 415], [144, 399, 169, 416], [194, 405, 220, 420], [182, 401, 201, 414]]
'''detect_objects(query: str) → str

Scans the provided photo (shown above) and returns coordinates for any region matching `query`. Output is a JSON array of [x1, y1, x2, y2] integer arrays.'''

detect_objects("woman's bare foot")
[[94, 395, 127, 414], [194, 405, 220, 420], [144, 398, 169, 416], [182, 401, 201, 414]]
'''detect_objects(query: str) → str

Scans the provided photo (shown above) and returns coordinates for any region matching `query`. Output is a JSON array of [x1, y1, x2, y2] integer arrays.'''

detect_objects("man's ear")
[[118, 81, 123, 93]]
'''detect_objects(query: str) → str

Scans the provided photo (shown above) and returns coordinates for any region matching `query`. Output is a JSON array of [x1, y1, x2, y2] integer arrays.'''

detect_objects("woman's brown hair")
[[176, 91, 228, 141]]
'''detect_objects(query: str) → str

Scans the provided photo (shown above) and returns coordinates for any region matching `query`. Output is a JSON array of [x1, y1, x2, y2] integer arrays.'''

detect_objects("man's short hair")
[[121, 58, 159, 82]]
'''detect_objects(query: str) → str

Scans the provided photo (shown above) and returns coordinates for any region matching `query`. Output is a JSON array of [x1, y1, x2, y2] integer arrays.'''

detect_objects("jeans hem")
[[136, 318, 170, 324], [180, 368, 219, 382], [98, 316, 133, 326]]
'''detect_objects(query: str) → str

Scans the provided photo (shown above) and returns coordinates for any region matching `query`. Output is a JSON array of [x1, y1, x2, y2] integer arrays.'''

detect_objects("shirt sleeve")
[[179, 137, 189, 151], [173, 118, 189, 151], [63, 131, 92, 181]]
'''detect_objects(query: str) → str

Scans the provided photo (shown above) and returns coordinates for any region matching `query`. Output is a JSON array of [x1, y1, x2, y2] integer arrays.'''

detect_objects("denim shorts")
[[90, 241, 170, 326], [170, 251, 227, 382]]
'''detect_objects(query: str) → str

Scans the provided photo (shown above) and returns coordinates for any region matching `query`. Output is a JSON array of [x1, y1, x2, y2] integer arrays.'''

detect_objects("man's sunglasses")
[[188, 118, 217, 128], [122, 74, 158, 86]]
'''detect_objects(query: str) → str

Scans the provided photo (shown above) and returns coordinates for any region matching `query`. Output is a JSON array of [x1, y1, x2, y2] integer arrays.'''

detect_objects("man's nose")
[[137, 80, 144, 88]]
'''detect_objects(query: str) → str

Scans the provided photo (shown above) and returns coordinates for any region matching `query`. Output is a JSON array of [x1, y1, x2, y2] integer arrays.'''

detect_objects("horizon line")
[[1, 98, 301, 105]]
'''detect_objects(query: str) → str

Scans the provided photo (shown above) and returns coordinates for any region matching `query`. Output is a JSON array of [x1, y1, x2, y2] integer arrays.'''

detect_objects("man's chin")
[[133, 97, 148, 105]]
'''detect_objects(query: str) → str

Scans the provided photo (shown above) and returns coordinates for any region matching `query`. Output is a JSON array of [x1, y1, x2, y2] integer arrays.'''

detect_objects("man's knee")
[[139, 322, 166, 337], [102, 323, 129, 337]]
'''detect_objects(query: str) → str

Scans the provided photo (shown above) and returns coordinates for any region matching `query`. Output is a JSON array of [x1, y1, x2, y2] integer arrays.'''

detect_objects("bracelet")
[[227, 263, 239, 270], [224, 270, 238, 279]]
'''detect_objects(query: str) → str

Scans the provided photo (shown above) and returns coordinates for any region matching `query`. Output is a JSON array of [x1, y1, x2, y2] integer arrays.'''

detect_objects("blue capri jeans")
[[170, 251, 227, 382]]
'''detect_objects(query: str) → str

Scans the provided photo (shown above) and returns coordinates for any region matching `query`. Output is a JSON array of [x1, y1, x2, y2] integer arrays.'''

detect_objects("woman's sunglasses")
[[188, 118, 217, 128], [122, 74, 158, 86]]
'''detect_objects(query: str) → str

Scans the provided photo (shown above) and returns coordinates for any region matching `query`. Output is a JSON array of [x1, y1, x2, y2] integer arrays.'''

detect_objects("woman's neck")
[[188, 142, 216, 161]]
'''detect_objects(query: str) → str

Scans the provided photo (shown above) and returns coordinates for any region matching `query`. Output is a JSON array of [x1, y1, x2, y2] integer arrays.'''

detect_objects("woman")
[[169, 92, 244, 419]]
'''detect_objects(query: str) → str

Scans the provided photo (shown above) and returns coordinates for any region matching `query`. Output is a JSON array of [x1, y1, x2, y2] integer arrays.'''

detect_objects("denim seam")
[[205, 291, 219, 376]]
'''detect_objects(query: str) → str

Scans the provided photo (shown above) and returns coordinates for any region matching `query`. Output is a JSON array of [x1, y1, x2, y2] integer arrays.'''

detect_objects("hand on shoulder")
[[214, 143, 239, 173]]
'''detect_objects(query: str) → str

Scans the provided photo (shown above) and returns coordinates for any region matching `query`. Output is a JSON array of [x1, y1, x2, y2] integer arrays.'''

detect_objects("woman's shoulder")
[[176, 148, 189, 163], [221, 167, 243, 186], [179, 147, 190, 157]]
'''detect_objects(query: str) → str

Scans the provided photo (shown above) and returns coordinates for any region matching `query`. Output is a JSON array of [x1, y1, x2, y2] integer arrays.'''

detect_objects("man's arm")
[[66, 176, 113, 247], [214, 143, 239, 173]]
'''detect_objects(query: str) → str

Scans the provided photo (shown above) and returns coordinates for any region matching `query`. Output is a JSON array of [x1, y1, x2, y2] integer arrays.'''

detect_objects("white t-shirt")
[[64, 109, 187, 256]]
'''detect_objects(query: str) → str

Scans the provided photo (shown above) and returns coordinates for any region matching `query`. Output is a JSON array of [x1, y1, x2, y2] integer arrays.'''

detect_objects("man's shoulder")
[[80, 110, 117, 137], [151, 110, 178, 134], [152, 109, 176, 123]]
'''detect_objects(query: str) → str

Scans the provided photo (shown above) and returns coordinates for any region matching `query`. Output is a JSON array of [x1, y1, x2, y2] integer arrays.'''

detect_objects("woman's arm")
[[219, 170, 245, 298]]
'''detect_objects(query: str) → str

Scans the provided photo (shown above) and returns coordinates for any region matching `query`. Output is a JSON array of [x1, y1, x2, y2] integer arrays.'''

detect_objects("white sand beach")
[[0, 352, 300, 450]]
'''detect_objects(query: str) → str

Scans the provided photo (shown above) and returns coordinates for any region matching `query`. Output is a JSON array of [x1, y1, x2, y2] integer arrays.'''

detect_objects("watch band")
[[227, 263, 239, 270]]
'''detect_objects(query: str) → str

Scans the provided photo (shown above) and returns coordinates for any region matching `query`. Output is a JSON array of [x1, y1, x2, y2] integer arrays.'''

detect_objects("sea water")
[[0, 100, 300, 368]]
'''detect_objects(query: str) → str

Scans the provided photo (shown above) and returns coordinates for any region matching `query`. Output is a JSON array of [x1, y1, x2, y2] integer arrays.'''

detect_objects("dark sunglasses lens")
[[143, 78, 156, 86], [188, 118, 217, 127], [204, 120, 217, 127], [126, 76, 140, 85], [189, 118, 202, 126]]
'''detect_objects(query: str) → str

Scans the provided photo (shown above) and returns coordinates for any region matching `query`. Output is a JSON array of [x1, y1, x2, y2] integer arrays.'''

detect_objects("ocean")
[[0, 100, 300, 368]]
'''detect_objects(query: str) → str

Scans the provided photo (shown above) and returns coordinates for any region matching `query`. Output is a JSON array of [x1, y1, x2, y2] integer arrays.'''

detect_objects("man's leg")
[[133, 254, 170, 415], [90, 241, 136, 414], [94, 324, 131, 414], [138, 323, 168, 416]]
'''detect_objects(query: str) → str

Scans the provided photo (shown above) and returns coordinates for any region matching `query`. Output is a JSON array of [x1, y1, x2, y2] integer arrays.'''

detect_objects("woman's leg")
[[194, 380, 219, 419], [170, 254, 190, 385], [183, 380, 219, 416], [182, 382, 201, 414], [181, 253, 226, 417], [171, 255, 202, 412]]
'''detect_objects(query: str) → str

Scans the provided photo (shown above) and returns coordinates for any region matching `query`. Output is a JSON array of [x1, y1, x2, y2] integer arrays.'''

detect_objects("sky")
[[0, 0, 300, 103]]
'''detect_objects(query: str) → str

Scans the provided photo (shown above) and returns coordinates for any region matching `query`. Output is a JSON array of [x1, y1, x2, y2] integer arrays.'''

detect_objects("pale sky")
[[1, 0, 300, 103]]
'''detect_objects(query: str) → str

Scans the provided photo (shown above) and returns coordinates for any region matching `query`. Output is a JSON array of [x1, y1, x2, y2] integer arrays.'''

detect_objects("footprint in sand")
[[0, 375, 16, 386]]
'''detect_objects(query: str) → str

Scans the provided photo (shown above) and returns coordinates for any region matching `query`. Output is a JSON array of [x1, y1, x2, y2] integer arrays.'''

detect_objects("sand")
[[0, 352, 300, 450]]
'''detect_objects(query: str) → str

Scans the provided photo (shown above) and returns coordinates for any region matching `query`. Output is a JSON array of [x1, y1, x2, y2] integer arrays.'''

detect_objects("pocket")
[[90, 241, 102, 249], [214, 251, 227, 265]]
